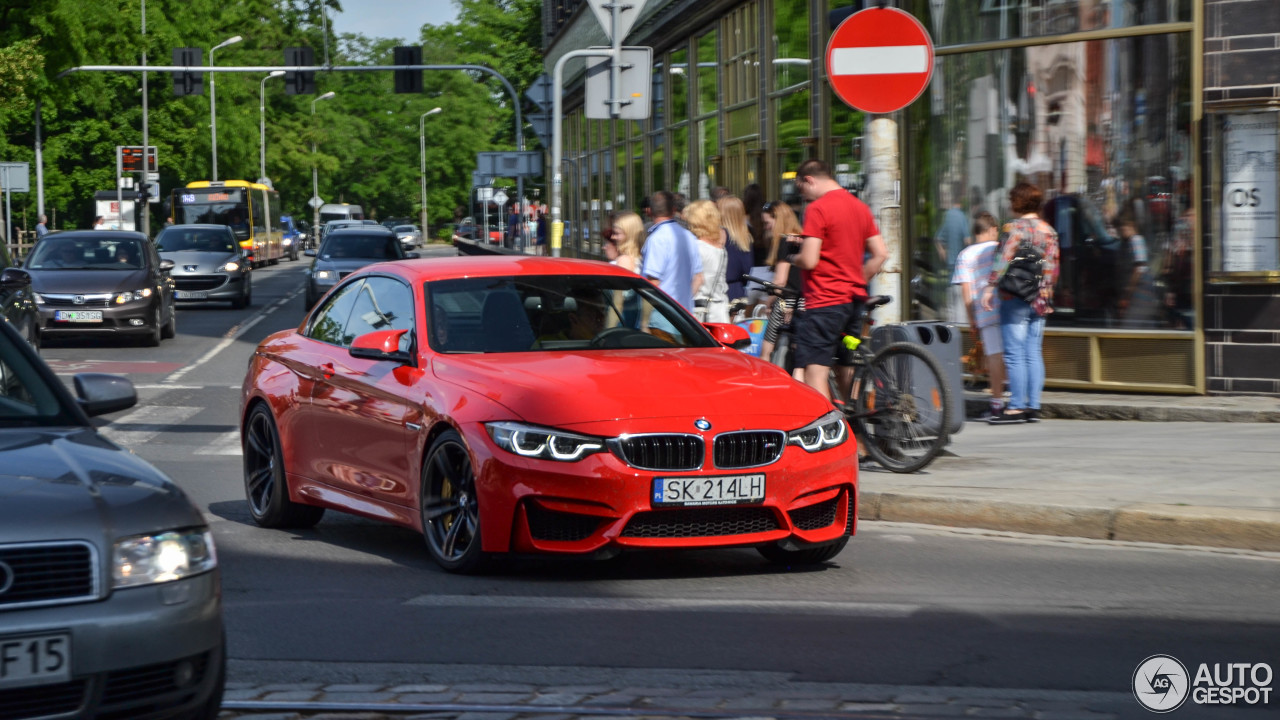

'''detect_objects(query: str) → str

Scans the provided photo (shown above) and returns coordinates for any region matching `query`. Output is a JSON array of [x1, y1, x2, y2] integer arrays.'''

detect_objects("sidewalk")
[[859, 390, 1280, 552]]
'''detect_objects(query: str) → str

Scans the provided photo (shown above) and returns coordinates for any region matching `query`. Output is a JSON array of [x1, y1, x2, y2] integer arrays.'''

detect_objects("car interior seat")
[[481, 291, 535, 352]]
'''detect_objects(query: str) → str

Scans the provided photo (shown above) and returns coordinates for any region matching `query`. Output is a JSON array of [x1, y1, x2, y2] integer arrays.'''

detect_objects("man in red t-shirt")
[[787, 159, 888, 400]]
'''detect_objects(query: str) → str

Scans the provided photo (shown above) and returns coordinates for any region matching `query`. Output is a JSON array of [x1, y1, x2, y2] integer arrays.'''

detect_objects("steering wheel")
[[588, 326, 638, 348]]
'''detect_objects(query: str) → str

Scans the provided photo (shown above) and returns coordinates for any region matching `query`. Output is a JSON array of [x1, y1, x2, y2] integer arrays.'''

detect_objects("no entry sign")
[[825, 8, 935, 114]]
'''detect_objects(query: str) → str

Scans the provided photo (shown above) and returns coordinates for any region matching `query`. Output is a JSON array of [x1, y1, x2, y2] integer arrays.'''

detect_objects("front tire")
[[758, 536, 849, 565], [161, 303, 177, 339], [420, 430, 486, 573], [142, 307, 162, 347], [243, 404, 325, 528], [853, 342, 953, 474]]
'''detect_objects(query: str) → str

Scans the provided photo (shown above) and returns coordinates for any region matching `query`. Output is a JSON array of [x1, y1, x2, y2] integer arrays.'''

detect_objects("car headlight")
[[314, 269, 335, 282], [113, 527, 217, 588], [282, 238, 293, 246], [787, 410, 849, 452], [114, 287, 153, 304], [222, 261, 240, 273], [486, 421, 604, 462], [32, 291, 45, 303]]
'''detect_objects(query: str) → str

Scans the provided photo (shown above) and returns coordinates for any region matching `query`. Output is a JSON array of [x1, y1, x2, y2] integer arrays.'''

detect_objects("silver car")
[[155, 224, 252, 309], [393, 225, 421, 249], [0, 321, 224, 719]]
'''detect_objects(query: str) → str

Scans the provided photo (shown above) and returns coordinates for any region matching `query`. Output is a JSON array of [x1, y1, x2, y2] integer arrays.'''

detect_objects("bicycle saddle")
[[865, 295, 892, 309]]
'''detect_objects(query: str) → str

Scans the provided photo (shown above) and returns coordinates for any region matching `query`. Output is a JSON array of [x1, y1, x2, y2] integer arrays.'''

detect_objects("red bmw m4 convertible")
[[240, 256, 857, 572]]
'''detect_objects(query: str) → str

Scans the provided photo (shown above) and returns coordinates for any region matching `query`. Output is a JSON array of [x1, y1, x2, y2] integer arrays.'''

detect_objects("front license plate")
[[0, 633, 71, 689], [53, 311, 102, 323], [652, 474, 765, 507], [176, 290, 208, 300]]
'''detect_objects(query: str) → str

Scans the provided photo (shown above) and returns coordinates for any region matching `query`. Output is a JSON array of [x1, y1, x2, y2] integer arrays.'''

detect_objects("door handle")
[[321, 362, 335, 379]]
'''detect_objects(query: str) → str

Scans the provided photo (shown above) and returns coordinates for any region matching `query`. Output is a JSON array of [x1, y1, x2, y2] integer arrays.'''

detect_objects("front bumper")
[[37, 300, 157, 335], [0, 571, 223, 720], [172, 274, 246, 302], [467, 426, 858, 556]]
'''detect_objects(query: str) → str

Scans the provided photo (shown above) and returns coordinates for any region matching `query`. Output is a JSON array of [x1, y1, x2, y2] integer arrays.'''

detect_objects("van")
[[319, 203, 364, 223]]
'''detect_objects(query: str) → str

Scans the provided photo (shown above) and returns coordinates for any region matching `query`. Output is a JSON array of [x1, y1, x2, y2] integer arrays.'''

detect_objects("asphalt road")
[[38, 249, 1280, 710]]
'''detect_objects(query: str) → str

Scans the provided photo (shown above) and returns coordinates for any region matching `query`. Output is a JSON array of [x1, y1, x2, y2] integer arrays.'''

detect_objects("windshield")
[[319, 234, 403, 260], [156, 228, 237, 254], [175, 189, 250, 240], [0, 332, 78, 428], [394, 226, 417, 234], [426, 275, 715, 354], [27, 236, 146, 270]]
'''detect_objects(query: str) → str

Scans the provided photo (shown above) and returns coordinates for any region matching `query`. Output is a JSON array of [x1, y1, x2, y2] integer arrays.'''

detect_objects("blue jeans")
[[1000, 297, 1046, 410]]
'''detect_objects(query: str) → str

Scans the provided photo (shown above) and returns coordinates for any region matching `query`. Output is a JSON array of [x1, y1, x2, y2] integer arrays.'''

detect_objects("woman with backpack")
[[981, 182, 1060, 424]]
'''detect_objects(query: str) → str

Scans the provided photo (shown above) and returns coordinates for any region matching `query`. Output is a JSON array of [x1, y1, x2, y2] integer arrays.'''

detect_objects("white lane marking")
[[101, 405, 203, 446], [134, 384, 241, 390], [403, 595, 920, 617], [196, 430, 242, 456], [163, 286, 304, 385], [830, 45, 929, 75]]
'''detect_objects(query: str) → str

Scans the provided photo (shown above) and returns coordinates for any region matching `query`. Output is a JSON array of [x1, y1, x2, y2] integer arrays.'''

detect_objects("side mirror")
[[404, 251, 420, 259], [74, 373, 137, 417], [0, 267, 30, 288], [348, 329, 414, 365], [158, 258, 175, 272], [703, 322, 752, 351], [304, 249, 317, 257]]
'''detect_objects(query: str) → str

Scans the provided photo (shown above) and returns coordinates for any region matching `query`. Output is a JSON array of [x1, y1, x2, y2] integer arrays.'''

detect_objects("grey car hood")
[[159, 250, 241, 274], [0, 428, 206, 545], [28, 268, 152, 295]]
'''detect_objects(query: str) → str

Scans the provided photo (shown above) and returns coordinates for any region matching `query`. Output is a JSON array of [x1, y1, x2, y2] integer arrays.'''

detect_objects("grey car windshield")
[[320, 234, 404, 260], [156, 228, 237, 254], [394, 226, 417, 234], [27, 236, 146, 270], [426, 275, 715, 353]]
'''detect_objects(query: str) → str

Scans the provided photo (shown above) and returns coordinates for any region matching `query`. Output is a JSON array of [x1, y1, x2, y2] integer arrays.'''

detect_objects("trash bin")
[[870, 321, 965, 435]]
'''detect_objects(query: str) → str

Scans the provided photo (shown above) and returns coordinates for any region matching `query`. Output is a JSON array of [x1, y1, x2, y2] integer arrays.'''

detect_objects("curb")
[[962, 394, 1280, 423], [859, 491, 1280, 552]]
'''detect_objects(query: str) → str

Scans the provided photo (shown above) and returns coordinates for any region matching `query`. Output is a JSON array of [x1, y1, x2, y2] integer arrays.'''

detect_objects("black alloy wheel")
[[243, 404, 325, 528], [161, 301, 177, 339], [420, 430, 485, 573], [757, 536, 849, 565], [143, 306, 162, 347], [232, 277, 252, 309]]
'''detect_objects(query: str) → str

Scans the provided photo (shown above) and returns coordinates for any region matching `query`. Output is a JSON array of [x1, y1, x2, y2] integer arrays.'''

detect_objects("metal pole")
[[311, 91, 336, 236], [35, 101, 44, 218], [418, 107, 440, 241], [208, 36, 242, 182], [552, 49, 611, 257], [319, 0, 330, 68], [116, 149, 124, 231], [141, 0, 149, 236], [260, 71, 284, 183]]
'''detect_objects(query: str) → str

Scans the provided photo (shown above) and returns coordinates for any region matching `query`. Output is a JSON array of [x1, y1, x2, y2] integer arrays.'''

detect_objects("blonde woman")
[[683, 200, 730, 323], [759, 201, 805, 366], [607, 211, 645, 273], [716, 196, 755, 303]]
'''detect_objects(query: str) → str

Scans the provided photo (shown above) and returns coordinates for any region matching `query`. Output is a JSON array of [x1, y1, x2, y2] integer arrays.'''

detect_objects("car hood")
[[0, 428, 206, 545], [28, 268, 151, 294], [158, 250, 239, 273], [431, 349, 832, 429], [313, 257, 391, 274]]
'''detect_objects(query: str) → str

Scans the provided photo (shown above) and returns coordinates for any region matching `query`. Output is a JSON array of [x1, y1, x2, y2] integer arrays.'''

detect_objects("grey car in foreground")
[[304, 227, 417, 308], [155, 224, 252, 309], [0, 321, 224, 719]]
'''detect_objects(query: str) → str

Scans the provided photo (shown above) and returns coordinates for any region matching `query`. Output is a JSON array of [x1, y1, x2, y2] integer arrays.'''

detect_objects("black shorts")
[[792, 301, 863, 368]]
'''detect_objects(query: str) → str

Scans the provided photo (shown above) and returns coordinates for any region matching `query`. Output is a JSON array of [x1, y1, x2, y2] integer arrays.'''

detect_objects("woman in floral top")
[[981, 182, 1060, 424]]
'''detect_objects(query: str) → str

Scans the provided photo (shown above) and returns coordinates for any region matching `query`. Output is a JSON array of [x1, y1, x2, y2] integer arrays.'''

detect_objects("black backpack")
[[997, 239, 1045, 303]]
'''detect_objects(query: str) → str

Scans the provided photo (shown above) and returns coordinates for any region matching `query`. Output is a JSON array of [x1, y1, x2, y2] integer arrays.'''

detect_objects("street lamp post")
[[259, 70, 285, 184], [209, 34, 242, 182], [418, 107, 442, 241], [311, 91, 336, 234]]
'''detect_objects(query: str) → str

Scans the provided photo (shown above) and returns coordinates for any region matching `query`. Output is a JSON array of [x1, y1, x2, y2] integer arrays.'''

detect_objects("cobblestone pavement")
[[213, 680, 1171, 720]]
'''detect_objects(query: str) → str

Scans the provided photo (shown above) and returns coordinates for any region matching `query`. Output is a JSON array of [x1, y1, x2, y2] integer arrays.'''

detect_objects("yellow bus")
[[172, 180, 285, 266]]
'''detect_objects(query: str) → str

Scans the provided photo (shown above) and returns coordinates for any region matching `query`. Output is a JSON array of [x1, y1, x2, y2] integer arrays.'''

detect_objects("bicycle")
[[744, 275, 953, 473]]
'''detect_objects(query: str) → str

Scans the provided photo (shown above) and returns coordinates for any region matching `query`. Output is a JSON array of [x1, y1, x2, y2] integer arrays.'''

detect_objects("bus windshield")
[[175, 189, 251, 240]]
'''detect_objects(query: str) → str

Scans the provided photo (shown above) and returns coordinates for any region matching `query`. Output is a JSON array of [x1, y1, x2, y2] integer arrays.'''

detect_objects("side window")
[[342, 277, 416, 348], [306, 279, 365, 346]]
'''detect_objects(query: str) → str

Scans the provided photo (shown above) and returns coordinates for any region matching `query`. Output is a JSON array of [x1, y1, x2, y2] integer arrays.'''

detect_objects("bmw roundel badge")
[[694, 419, 712, 431]]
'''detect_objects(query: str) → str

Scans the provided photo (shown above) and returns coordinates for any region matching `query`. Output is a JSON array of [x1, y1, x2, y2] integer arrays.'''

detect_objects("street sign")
[[492, 189, 509, 207], [825, 7, 935, 114], [476, 151, 543, 178], [0, 162, 30, 193], [525, 73, 554, 113], [472, 171, 492, 188], [118, 146, 158, 173], [308, 196, 324, 209], [477, 186, 494, 202], [585, 46, 652, 119], [528, 113, 552, 149], [585, 0, 647, 43]]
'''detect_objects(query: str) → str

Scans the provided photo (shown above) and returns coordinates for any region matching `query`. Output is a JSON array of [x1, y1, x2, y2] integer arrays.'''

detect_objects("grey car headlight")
[[314, 269, 336, 284], [222, 261, 241, 273], [787, 410, 849, 452], [113, 527, 217, 588], [486, 421, 604, 462], [114, 287, 154, 304]]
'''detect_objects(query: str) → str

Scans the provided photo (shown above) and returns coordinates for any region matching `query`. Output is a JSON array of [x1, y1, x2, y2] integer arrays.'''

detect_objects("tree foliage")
[[0, 0, 542, 233]]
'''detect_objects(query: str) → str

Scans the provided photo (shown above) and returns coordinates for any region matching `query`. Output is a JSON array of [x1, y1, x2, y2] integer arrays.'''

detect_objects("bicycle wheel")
[[852, 342, 952, 473]]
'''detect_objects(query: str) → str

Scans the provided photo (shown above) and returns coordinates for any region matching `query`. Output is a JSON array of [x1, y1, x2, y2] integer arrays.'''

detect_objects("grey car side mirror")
[[74, 373, 138, 417], [304, 249, 317, 257]]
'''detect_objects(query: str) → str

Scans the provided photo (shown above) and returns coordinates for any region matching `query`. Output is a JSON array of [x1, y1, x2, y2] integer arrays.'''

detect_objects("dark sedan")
[[0, 264, 39, 350], [0, 320, 224, 719], [25, 232, 177, 346], [304, 228, 417, 309], [156, 224, 252, 309]]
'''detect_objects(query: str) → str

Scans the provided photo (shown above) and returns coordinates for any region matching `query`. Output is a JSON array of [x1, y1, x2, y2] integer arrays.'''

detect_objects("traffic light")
[[172, 48, 203, 96], [393, 46, 423, 94], [284, 47, 316, 95]]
